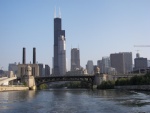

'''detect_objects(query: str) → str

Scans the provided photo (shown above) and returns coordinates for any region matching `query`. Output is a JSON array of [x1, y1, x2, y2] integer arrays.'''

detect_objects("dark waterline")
[[0, 89, 150, 113]]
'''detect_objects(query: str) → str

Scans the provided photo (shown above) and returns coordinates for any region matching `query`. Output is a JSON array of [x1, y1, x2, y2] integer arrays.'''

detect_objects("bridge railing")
[[0, 85, 25, 87]]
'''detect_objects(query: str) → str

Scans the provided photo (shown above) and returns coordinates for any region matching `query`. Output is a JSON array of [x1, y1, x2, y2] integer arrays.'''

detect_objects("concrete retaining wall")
[[0, 86, 29, 91], [115, 85, 150, 91]]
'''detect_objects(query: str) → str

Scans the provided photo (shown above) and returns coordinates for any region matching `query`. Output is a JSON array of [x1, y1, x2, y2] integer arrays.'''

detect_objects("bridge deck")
[[0, 77, 17, 85], [35, 75, 94, 86]]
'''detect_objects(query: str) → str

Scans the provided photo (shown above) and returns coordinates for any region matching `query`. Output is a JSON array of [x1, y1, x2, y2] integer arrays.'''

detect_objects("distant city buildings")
[[8, 62, 18, 75], [17, 48, 50, 77], [4, 11, 150, 77], [18, 48, 39, 77], [66, 68, 87, 76], [71, 48, 80, 71], [97, 57, 116, 74], [18, 64, 39, 77], [110, 52, 132, 74], [86, 60, 94, 74]]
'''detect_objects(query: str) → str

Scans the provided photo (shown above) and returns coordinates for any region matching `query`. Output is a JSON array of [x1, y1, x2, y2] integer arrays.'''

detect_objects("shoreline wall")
[[115, 85, 150, 91], [0, 86, 29, 91]]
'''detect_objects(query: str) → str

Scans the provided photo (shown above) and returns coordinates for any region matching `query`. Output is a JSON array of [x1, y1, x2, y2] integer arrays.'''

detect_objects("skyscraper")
[[45, 64, 50, 77], [110, 52, 132, 74], [53, 10, 66, 75], [38, 63, 43, 77], [86, 60, 94, 75], [71, 48, 80, 71]]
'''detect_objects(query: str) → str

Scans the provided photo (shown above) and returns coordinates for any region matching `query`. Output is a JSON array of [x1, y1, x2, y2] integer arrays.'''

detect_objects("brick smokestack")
[[33, 47, 36, 64], [22, 48, 26, 64]]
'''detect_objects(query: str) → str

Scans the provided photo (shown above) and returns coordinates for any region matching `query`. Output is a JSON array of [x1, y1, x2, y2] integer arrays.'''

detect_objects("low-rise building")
[[17, 64, 39, 77], [66, 68, 87, 76]]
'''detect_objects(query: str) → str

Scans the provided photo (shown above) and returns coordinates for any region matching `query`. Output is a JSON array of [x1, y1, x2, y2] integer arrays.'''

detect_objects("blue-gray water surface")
[[0, 89, 150, 113]]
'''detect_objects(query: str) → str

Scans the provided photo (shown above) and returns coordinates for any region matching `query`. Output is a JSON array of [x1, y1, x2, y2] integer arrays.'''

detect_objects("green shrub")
[[39, 84, 48, 89], [115, 72, 150, 86], [97, 81, 115, 89]]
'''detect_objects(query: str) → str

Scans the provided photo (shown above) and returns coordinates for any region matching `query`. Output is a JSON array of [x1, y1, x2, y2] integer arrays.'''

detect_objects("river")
[[0, 89, 150, 113]]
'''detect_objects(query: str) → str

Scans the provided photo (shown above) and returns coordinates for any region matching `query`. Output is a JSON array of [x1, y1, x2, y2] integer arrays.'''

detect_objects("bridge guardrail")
[[0, 85, 25, 87]]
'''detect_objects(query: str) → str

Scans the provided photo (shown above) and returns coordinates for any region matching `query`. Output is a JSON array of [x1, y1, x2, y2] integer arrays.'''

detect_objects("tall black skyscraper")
[[53, 10, 65, 75]]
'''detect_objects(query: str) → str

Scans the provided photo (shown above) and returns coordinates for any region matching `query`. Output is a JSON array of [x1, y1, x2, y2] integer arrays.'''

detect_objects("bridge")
[[35, 75, 95, 87], [0, 74, 99, 90], [0, 76, 17, 85], [0, 73, 143, 89]]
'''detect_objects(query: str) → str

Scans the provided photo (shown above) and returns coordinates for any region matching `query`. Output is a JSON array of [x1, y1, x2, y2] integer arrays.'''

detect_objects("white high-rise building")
[[148, 60, 150, 67], [58, 35, 66, 75], [102, 57, 110, 73], [86, 60, 94, 75]]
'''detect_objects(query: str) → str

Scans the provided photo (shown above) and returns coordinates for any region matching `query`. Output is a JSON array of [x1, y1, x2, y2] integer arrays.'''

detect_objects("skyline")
[[0, 0, 150, 70]]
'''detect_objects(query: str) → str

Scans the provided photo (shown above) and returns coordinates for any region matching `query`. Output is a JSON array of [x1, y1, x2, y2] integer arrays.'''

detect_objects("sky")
[[0, 0, 150, 71]]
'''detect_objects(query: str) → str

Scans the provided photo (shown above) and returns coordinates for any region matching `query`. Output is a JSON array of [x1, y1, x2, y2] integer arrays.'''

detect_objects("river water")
[[0, 89, 150, 113]]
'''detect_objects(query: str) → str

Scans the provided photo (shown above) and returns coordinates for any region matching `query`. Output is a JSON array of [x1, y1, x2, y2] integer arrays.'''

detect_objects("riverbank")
[[0, 86, 29, 91], [115, 85, 150, 91]]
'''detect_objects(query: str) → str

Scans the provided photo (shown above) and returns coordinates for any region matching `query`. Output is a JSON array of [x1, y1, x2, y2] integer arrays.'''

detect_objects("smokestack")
[[22, 48, 26, 64], [33, 48, 36, 64]]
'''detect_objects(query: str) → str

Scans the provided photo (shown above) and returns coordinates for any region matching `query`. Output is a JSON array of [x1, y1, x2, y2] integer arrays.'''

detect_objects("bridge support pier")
[[24, 76, 36, 90], [93, 73, 101, 88], [23, 65, 37, 90], [93, 66, 101, 89]]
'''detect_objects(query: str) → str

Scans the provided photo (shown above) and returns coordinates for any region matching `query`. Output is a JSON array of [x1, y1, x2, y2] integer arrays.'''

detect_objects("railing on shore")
[[0, 85, 25, 87]]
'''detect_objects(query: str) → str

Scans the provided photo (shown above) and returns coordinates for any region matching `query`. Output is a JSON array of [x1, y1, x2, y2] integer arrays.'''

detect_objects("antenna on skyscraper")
[[59, 7, 61, 18], [54, 6, 56, 18]]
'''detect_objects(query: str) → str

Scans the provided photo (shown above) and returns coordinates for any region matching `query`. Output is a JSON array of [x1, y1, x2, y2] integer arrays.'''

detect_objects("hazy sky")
[[0, 0, 150, 71]]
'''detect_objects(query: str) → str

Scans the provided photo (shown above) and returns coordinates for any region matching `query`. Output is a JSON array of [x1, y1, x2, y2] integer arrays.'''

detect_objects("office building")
[[97, 60, 102, 71], [110, 52, 132, 74], [86, 60, 94, 74], [8, 62, 18, 75], [38, 64, 43, 77], [97, 57, 110, 74], [148, 60, 150, 67], [53, 9, 66, 75], [71, 48, 80, 71], [45, 65, 50, 77], [134, 57, 147, 71], [102, 57, 110, 73]]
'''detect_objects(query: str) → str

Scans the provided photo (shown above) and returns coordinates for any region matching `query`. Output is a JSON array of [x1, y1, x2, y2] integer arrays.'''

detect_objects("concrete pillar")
[[94, 73, 101, 86], [93, 66, 101, 88], [24, 65, 36, 90], [27, 76, 36, 90], [8, 71, 14, 85]]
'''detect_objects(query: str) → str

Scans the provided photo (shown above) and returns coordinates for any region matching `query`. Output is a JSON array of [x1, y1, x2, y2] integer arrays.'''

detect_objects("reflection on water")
[[0, 89, 150, 113]]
